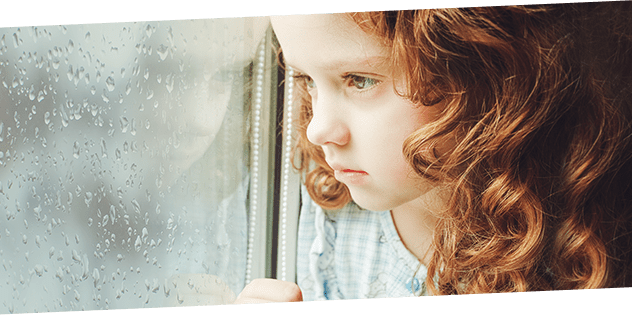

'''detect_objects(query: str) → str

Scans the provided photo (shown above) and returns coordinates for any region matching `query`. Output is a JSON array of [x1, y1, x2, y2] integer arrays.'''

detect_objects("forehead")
[[270, 14, 388, 72]]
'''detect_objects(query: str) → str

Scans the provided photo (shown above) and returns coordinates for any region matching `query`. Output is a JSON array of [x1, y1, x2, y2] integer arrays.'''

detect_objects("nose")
[[305, 94, 350, 147]]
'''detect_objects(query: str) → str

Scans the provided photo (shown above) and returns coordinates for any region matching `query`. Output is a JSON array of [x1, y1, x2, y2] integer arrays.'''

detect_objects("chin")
[[350, 188, 421, 212], [351, 196, 394, 212]]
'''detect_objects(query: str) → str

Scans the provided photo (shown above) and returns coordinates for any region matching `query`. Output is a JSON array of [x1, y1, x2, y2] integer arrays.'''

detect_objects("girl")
[[236, 1, 632, 302]]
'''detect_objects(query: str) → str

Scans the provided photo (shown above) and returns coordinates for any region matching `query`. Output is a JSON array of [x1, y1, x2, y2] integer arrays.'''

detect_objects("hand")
[[234, 278, 303, 304]]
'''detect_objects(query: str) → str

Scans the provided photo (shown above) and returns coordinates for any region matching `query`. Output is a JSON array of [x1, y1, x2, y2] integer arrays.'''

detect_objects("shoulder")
[[296, 186, 431, 299], [297, 187, 379, 299]]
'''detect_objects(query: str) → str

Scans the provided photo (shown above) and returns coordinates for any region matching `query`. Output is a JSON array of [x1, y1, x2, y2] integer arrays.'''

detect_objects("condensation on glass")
[[0, 18, 268, 313]]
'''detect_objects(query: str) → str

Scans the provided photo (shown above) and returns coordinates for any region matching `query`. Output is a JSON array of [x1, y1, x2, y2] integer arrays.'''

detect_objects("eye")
[[345, 74, 378, 90], [292, 74, 316, 89]]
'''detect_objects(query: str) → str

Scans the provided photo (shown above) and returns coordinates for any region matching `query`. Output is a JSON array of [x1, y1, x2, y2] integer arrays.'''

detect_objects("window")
[[0, 17, 297, 313]]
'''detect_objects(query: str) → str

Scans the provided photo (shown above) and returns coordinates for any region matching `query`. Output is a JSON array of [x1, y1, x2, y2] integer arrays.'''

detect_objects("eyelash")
[[343, 74, 380, 92], [291, 73, 381, 93]]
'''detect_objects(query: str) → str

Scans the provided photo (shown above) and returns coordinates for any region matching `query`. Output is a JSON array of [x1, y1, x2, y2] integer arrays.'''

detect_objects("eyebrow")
[[285, 55, 389, 74]]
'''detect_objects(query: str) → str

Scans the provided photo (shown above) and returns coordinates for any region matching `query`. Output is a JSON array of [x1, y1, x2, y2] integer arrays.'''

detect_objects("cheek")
[[379, 134, 417, 182]]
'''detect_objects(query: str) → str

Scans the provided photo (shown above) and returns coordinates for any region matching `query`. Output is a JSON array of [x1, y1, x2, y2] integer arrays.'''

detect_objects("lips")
[[328, 162, 369, 185]]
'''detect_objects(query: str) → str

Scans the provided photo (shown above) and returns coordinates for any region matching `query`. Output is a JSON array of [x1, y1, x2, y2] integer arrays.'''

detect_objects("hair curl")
[[291, 2, 632, 293]]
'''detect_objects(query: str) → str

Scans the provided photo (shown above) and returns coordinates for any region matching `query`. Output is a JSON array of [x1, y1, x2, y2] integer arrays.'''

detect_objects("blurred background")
[[0, 17, 271, 313]]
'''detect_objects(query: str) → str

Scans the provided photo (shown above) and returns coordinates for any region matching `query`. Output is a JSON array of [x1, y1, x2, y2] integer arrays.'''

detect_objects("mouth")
[[329, 163, 369, 185]]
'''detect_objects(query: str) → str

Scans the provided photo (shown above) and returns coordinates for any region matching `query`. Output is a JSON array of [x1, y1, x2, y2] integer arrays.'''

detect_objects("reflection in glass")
[[0, 18, 266, 312]]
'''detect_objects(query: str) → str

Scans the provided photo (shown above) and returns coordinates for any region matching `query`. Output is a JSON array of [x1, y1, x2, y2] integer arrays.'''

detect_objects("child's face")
[[272, 14, 444, 211]]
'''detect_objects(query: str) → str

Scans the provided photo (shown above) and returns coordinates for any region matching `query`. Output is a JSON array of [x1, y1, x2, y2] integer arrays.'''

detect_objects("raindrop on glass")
[[67, 39, 74, 54], [131, 199, 141, 214], [157, 45, 169, 61], [73, 141, 80, 158], [84, 191, 93, 207], [100, 138, 107, 158], [105, 76, 115, 92], [119, 116, 128, 133], [134, 236, 142, 252], [141, 227, 149, 243], [34, 264, 44, 277], [72, 250, 81, 262]]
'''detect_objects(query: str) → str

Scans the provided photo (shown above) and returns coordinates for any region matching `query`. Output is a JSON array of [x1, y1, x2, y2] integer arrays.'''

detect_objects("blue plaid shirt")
[[297, 186, 429, 300]]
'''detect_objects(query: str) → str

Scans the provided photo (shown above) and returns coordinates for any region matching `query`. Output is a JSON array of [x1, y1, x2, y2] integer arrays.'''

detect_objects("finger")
[[233, 297, 279, 304], [236, 278, 303, 303]]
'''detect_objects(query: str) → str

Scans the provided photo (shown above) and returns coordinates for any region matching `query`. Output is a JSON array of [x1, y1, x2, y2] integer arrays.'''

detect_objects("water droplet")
[[92, 268, 100, 287], [34, 264, 44, 277], [72, 250, 81, 262], [28, 85, 36, 100], [130, 118, 136, 135], [60, 110, 68, 128], [84, 191, 93, 207], [134, 236, 142, 252], [119, 116, 129, 133], [67, 65, 74, 81], [56, 267, 64, 282], [12, 32, 20, 48], [165, 74, 174, 93], [141, 227, 149, 243], [102, 90, 109, 103], [100, 138, 107, 158], [105, 76, 115, 91], [131, 199, 141, 214], [69, 138, 81, 157], [157, 44, 169, 61]]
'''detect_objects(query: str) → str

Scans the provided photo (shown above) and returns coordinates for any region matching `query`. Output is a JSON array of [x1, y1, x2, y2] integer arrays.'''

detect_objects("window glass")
[[0, 18, 267, 312]]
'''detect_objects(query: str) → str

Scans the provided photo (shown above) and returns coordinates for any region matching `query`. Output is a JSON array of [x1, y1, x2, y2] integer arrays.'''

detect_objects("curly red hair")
[[290, 2, 632, 294]]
